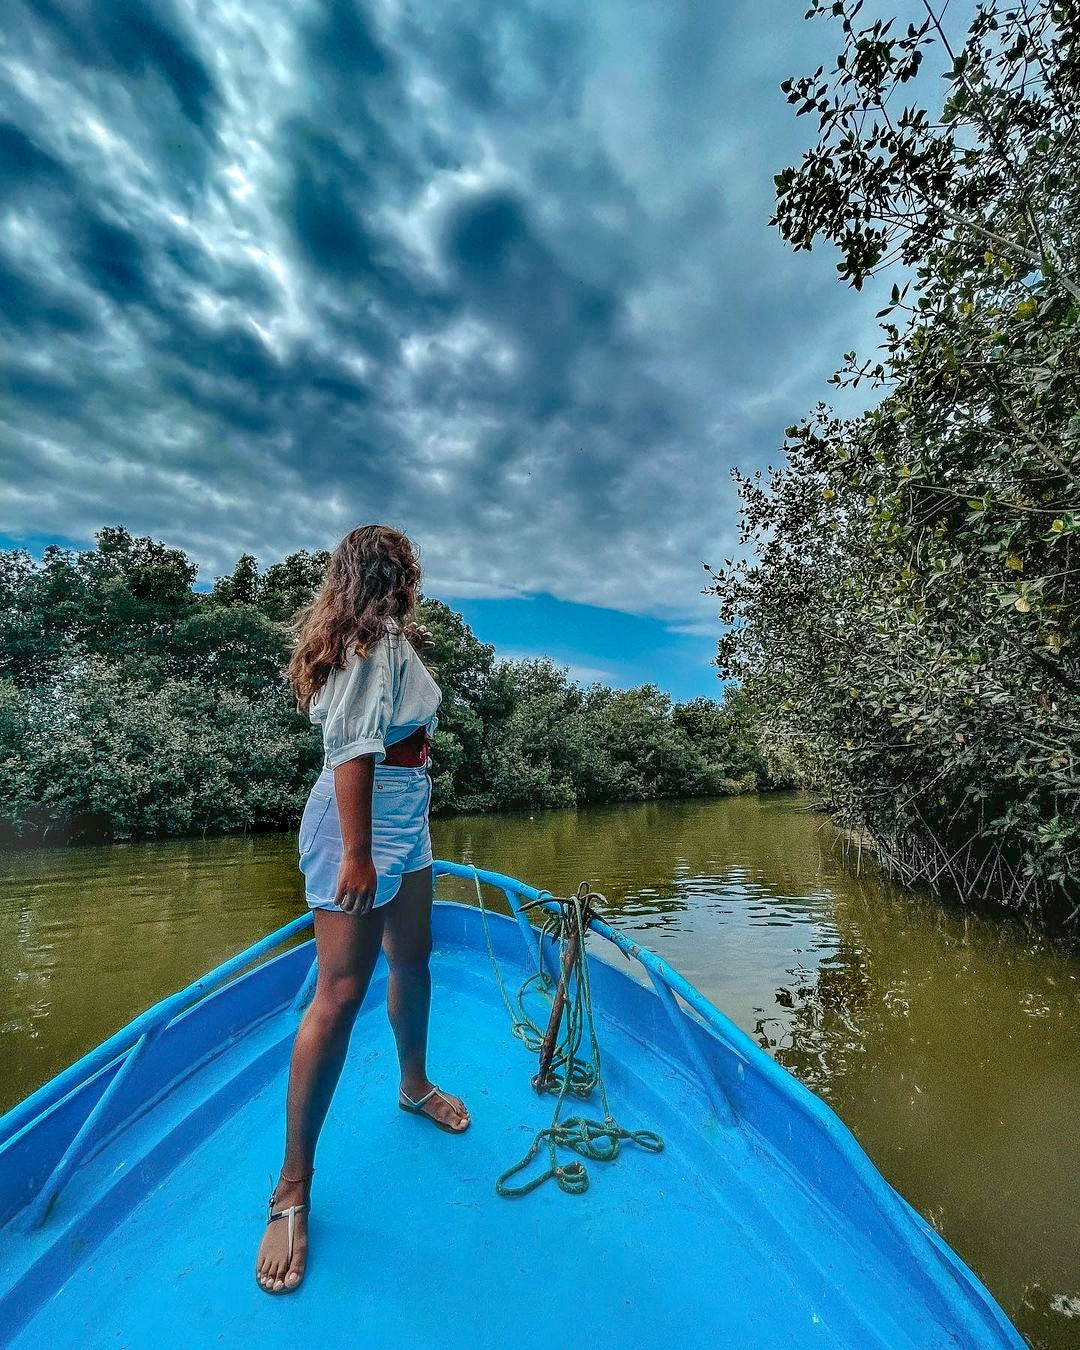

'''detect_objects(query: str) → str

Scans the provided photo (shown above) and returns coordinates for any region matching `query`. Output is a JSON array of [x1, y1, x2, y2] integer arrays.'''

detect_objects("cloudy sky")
[[0, 0, 887, 700]]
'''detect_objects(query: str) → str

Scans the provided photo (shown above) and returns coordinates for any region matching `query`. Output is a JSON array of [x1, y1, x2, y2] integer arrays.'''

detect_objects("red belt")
[[382, 728, 430, 767]]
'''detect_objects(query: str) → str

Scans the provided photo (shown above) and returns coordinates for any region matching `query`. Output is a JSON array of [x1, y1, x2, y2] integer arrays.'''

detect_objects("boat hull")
[[0, 872, 1023, 1348]]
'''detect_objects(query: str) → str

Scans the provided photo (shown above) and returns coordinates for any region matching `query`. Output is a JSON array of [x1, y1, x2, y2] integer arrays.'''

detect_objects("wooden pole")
[[534, 910, 580, 1091]]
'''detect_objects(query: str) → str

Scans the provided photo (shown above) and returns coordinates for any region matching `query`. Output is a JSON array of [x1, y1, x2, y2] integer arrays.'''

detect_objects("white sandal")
[[398, 1084, 470, 1134], [257, 1170, 312, 1294]]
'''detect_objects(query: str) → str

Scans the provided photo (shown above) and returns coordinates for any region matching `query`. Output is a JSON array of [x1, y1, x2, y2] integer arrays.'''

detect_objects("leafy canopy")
[[711, 0, 1080, 924]]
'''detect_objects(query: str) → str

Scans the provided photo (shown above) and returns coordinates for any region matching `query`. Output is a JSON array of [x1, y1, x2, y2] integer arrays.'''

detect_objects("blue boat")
[[0, 862, 1023, 1348]]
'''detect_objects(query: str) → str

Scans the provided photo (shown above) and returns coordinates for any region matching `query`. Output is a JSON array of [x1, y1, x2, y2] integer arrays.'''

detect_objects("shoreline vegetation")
[[0, 528, 772, 852], [709, 1, 1079, 933]]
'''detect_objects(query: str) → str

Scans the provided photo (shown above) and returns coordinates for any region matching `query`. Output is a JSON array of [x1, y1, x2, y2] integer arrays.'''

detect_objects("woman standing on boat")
[[255, 525, 470, 1295]]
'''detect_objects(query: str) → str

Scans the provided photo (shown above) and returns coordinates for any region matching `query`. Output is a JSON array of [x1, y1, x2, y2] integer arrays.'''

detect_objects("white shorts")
[[298, 764, 434, 911]]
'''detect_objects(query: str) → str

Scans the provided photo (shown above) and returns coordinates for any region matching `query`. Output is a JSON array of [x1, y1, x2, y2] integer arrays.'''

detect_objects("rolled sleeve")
[[315, 638, 395, 768], [326, 735, 386, 769]]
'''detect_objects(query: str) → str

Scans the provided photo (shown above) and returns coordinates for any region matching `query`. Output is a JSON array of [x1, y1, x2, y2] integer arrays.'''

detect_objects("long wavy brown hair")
[[287, 525, 429, 711]]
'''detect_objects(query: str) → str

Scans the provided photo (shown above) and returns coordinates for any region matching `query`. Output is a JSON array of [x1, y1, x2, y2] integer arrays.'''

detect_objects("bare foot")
[[399, 1079, 470, 1132], [255, 1176, 310, 1294]]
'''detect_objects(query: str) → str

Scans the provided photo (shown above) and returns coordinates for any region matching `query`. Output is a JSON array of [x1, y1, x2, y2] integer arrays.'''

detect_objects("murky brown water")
[[1, 792, 1077, 1346]]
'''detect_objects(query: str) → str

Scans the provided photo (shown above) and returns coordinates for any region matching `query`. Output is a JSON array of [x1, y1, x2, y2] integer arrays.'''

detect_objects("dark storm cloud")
[[281, 119, 446, 326], [0, 119, 67, 186], [0, 0, 887, 621], [0, 254, 95, 336], [4, 0, 220, 196], [28, 0, 218, 131], [438, 187, 628, 426]]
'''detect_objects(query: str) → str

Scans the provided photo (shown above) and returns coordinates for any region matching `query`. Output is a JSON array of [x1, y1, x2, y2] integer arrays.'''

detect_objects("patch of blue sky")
[[443, 591, 725, 703], [0, 530, 90, 557]]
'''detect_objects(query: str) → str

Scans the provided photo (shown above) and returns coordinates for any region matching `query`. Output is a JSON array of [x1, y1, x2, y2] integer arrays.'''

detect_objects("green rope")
[[470, 868, 664, 1197]]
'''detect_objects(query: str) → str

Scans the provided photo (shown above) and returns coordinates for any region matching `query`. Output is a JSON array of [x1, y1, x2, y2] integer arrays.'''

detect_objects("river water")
[[1, 792, 1077, 1347]]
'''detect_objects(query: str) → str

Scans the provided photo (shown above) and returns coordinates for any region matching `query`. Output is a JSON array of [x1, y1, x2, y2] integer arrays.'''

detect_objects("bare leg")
[[382, 865, 469, 1132], [256, 906, 386, 1292]]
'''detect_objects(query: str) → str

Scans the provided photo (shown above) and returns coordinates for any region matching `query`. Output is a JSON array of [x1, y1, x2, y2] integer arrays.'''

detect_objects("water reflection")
[[0, 834, 307, 1109], [773, 868, 1080, 1348], [1, 792, 1078, 1348], [436, 795, 853, 1063]]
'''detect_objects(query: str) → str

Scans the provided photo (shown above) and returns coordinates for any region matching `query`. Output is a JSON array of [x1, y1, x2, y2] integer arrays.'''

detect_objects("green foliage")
[[460, 662, 761, 813], [712, 0, 1080, 923], [0, 530, 764, 843], [258, 550, 332, 623], [0, 527, 199, 683], [417, 596, 495, 813], [168, 603, 288, 697], [0, 661, 318, 844]]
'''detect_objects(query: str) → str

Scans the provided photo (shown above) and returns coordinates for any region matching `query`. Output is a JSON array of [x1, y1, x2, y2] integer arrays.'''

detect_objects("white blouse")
[[309, 621, 442, 769]]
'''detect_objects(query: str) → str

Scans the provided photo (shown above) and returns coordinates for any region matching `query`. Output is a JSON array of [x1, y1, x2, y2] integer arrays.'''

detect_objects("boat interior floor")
[[4, 936, 972, 1349]]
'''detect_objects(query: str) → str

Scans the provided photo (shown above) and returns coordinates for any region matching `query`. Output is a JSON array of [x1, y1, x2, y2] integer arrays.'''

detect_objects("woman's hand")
[[335, 853, 378, 914]]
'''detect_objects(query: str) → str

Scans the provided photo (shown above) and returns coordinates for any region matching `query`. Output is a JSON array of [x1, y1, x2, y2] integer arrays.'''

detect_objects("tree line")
[[0, 527, 767, 846], [710, 0, 1079, 927]]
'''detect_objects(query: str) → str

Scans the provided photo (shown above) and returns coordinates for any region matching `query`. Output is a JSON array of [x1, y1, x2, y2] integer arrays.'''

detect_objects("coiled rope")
[[470, 868, 664, 1197]]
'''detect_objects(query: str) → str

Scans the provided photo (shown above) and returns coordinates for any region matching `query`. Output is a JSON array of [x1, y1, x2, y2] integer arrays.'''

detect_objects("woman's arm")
[[333, 756, 378, 914]]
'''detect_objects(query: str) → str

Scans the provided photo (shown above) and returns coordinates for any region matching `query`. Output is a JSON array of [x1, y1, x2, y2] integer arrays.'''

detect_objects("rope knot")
[[472, 866, 664, 1199]]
